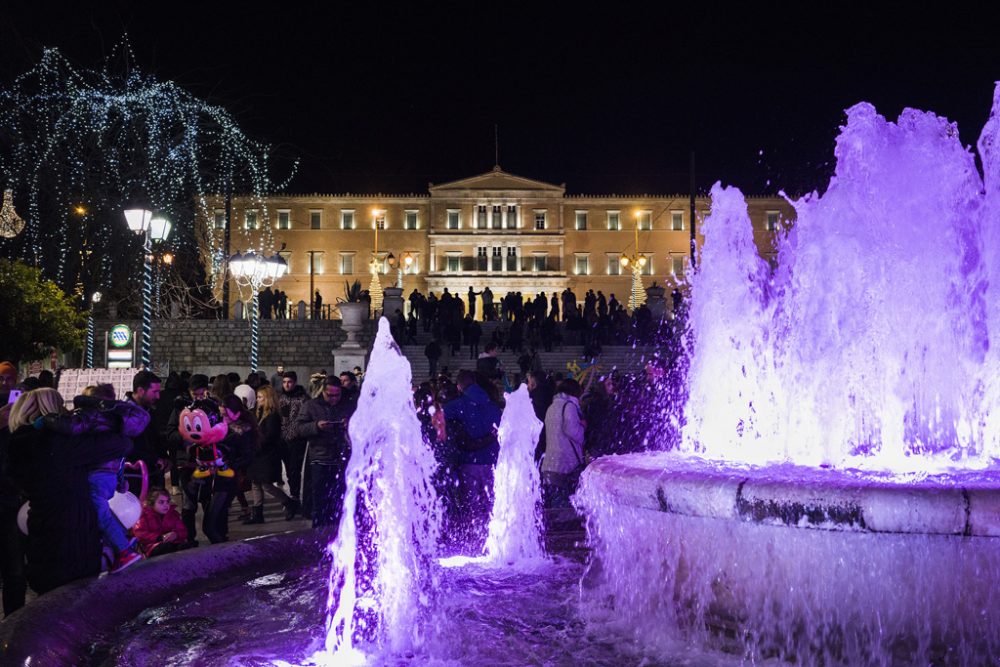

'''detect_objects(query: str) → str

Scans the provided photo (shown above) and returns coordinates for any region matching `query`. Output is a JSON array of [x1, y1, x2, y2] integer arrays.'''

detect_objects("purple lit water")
[[484, 384, 546, 566], [321, 318, 442, 663], [684, 85, 1000, 471]]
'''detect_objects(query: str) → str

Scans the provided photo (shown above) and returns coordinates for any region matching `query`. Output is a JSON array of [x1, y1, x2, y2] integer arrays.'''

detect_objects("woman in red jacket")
[[133, 489, 190, 558]]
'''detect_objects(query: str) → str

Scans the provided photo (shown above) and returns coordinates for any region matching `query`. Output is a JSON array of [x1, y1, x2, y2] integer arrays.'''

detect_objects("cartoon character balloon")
[[178, 398, 234, 478]]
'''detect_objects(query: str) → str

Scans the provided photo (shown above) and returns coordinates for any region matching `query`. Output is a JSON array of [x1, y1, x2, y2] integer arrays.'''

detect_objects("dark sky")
[[2, 1, 998, 197]]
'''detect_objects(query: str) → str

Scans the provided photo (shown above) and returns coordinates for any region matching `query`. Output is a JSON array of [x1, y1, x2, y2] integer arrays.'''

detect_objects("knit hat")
[[233, 384, 257, 410], [0, 361, 16, 380]]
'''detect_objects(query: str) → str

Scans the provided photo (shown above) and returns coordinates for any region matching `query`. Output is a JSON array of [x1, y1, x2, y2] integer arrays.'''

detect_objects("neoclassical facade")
[[204, 167, 793, 318]]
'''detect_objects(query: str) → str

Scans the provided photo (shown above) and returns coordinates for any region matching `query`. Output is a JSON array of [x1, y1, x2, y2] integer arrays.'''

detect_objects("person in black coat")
[[203, 396, 256, 543], [295, 379, 352, 528], [7, 389, 135, 594], [246, 385, 299, 523]]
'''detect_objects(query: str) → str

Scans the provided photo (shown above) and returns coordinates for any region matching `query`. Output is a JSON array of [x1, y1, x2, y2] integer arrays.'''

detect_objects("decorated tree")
[[0, 259, 84, 364], [0, 40, 295, 313]]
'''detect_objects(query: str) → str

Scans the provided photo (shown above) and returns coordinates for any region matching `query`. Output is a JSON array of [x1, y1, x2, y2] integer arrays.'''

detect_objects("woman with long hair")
[[246, 385, 299, 522]]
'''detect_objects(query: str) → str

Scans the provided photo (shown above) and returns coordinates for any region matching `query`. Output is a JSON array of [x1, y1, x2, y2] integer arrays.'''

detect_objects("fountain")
[[575, 86, 1000, 664], [6, 89, 1000, 666]]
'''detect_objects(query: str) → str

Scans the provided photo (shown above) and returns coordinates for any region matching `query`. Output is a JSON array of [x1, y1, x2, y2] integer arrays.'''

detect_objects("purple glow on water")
[[321, 318, 442, 662], [483, 384, 546, 566], [683, 85, 1000, 471]]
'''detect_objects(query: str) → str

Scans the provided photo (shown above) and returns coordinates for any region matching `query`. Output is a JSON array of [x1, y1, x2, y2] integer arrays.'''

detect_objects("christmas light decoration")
[[0, 190, 25, 238], [0, 39, 296, 305]]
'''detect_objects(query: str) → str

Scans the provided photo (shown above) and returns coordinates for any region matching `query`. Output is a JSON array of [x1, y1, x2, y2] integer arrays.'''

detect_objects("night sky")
[[2, 2, 997, 197]]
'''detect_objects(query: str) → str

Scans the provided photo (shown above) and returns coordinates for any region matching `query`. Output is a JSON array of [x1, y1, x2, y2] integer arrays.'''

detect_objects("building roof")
[[428, 165, 565, 195]]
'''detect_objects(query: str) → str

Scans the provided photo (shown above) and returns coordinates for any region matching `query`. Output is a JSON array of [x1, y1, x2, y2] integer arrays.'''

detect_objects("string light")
[[0, 190, 25, 238], [0, 38, 297, 301]]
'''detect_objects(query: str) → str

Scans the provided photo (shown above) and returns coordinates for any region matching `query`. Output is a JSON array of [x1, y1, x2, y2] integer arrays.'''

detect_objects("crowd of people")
[[0, 362, 365, 617], [0, 313, 682, 617]]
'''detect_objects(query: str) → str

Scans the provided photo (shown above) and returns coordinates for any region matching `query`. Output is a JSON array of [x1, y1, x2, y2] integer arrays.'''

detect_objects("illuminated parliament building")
[[204, 167, 794, 318]]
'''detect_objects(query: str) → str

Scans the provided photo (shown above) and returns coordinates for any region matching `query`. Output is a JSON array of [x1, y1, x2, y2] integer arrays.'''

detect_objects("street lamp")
[[385, 251, 414, 289], [369, 208, 385, 312], [620, 211, 648, 311], [85, 291, 102, 368], [124, 208, 171, 368], [229, 250, 288, 373]]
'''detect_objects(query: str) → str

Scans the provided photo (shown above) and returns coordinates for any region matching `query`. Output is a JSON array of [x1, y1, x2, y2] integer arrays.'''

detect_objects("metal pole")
[[222, 191, 232, 319], [85, 312, 95, 369], [308, 250, 316, 319], [141, 232, 153, 368], [689, 150, 697, 269], [250, 289, 260, 373]]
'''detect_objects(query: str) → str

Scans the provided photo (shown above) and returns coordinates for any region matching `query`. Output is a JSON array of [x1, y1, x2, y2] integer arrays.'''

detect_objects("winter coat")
[[279, 385, 310, 445], [444, 384, 502, 465], [126, 398, 166, 469], [8, 420, 132, 594], [295, 397, 352, 465], [133, 504, 188, 555], [248, 411, 283, 484], [542, 393, 586, 475]]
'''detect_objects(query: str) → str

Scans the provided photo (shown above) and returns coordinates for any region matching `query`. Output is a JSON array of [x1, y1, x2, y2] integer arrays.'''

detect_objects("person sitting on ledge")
[[133, 488, 190, 558]]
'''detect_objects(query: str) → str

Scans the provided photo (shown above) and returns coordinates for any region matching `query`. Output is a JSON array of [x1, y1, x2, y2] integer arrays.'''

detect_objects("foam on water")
[[683, 86, 1000, 471], [320, 318, 442, 663], [483, 384, 546, 566]]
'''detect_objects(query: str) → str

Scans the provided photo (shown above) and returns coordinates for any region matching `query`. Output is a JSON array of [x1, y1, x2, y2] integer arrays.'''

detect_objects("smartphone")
[[7, 389, 22, 405]]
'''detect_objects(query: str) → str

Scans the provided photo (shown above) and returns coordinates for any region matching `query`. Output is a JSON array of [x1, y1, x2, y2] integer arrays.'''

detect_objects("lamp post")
[[154, 251, 173, 317], [369, 209, 384, 313], [124, 209, 171, 368], [385, 251, 414, 290], [619, 211, 648, 311], [85, 290, 102, 368], [229, 250, 287, 373]]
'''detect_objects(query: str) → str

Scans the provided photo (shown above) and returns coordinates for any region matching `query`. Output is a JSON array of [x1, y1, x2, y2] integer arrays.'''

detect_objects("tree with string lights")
[[0, 40, 296, 314]]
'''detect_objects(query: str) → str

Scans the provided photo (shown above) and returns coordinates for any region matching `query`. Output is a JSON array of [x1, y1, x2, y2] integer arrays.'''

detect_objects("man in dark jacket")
[[279, 371, 310, 506], [295, 378, 352, 528], [443, 370, 502, 551], [127, 370, 168, 492]]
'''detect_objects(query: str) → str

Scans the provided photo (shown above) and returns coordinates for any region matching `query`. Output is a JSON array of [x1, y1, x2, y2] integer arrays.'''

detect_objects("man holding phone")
[[295, 377, 352, 528]]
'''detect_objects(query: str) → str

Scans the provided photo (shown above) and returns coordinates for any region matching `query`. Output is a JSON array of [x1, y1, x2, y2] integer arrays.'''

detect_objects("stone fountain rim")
[[580, 452, 1000, 537], [0, 528, 331, 665]]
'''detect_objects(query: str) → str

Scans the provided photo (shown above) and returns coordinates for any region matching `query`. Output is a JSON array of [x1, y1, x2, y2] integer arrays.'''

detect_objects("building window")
[[607, 255, 621, 276], [306, 251, 324, 275], [492, 205, 502, 229], [477, 205, 488, 229], [213, 209, 225, 230], [507, 205, 517, 229], [671, 211, 684, 231], [477, 246, 488, 271], [575, 211, 588, 230], [341, 210, 355, 230], [310, 210, 322, 230], [641, 254, 653, 276], [405, 210, 418, 230], [276, 210, 291, 230], [532, 254, 548, 272], [447, 210, 461, 229], [608, 211, 620, 230], [339, 253, 354, 275], [575, 254, 590, 275], [245, 210, 258, 230], [672, 255, 686, 276], [375, 212, 386, 230], [492, 246, 503, 272], [506, 246, 517, 271], [447, 255, 461, 273], [638, 210, 652, 231], [766, 211, 780, 231], [534, 211, 546, 230]]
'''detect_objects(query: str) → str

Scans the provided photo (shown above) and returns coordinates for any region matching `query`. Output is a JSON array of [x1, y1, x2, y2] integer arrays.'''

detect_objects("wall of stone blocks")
[[93, 318, 375, 377]]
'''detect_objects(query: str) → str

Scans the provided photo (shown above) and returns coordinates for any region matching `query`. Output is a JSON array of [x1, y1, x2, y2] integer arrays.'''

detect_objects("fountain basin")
[[576, 453, 1000, 664], [0, 529, 331, 665]]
